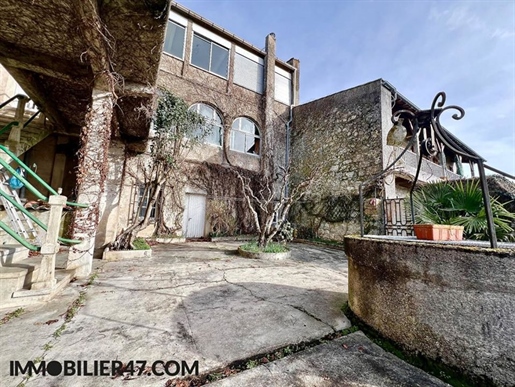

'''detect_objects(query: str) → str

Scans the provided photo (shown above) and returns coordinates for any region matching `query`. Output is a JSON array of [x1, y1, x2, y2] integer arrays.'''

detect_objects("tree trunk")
[[257, 232, 267, 249], [110, 182, 162, 250]]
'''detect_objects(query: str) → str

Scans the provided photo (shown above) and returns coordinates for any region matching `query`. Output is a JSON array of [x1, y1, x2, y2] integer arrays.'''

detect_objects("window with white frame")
[[230, 117, 260, 156], [191, 33, 229, 78], [274, 66, 293, 105], [163, 20, 186, 59], [234, 47, 264, 94], [189, 103, 223, 146]]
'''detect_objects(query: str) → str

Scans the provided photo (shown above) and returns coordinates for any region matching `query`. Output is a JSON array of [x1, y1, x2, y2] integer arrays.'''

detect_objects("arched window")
[[189, 103, 223, 146], [230, 117, 260, 156]]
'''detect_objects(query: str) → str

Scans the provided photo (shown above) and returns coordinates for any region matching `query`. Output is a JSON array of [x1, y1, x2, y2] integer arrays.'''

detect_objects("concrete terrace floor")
[[0, 242, 448, 387]]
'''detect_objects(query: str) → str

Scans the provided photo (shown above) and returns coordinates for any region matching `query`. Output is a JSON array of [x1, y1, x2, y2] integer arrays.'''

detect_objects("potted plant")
[[412, 223, 463, 241], [412, 180, 515, 241]]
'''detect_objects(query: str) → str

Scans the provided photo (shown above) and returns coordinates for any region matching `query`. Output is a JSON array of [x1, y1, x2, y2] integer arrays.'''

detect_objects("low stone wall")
[[345, 236, 515, 386]]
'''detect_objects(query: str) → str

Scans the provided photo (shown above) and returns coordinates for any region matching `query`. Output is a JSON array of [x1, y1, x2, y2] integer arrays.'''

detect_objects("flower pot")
[[413, 224, 463, 241]]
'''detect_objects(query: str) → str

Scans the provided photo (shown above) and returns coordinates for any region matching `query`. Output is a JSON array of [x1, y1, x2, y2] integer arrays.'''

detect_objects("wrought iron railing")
[[360, 92, 501, 248]]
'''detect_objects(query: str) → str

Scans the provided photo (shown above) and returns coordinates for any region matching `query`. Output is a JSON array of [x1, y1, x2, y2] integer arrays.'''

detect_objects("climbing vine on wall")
[[291, 187, 379, 239], [189, 162, 261, 235]]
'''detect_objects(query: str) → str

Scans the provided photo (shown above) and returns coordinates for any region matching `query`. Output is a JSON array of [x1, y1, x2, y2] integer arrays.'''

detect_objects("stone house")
[[290, 79, 467, 240], [119, 4, 300, 243], [0, 1, 299, 274], [0, 0, 474, 281]]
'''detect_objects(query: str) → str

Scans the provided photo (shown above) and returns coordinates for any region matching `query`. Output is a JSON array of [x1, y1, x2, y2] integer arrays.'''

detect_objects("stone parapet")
[[345, 236, 515, 386]]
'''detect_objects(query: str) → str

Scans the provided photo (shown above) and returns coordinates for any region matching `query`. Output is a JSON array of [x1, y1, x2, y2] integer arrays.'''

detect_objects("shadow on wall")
[[291, 191, 382, 240]]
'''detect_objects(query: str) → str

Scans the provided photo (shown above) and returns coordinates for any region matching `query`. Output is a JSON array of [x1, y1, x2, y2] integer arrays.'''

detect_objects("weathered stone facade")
[[290, 80, 385, 240], [345, 236, 515, 386], [94, 4, 299, 245], [289, 79, 468, 241]]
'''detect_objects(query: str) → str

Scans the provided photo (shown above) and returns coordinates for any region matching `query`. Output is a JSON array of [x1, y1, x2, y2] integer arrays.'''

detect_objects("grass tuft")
[[240, 241, 289, 253], [133, 237, 151, 250]]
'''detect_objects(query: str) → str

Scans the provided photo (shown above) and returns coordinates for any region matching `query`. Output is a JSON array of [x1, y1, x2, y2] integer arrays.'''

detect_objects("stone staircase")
[[0, 96, 77, 309], [0, 102, 53, 157], [0, 246, 75, 308]]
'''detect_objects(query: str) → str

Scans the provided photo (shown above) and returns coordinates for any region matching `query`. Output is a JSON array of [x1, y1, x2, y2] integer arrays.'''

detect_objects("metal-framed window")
[[191, 33, 229, 78], [230, 117, 260, 156], [163, 20, 186, 59], [189, 103, 223, 146]]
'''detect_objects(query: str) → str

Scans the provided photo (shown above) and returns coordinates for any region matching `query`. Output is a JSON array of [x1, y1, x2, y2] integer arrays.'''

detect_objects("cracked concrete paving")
[[1, 242, 350, 386], [210, 331, 449, 387]]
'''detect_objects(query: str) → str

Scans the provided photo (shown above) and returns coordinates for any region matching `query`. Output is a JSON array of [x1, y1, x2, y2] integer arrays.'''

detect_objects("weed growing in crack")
[[64, 291, 86, 323], [42, 343, 53, 351], [165, 324, 362, 386], [245, 359, 259, 369], [0, 308, 25, 325], [206, 372, 224, 382], [87, 272, 98, 286], [53, 324, 66, 338]]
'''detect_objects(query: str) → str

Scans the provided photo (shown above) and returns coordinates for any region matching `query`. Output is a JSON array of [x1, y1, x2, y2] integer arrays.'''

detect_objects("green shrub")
[[133, 237, 151, 250], [413, 180, 515, 241]]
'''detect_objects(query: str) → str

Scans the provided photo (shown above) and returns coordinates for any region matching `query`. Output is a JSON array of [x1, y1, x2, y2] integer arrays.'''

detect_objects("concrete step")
[[0, 255, 42, 305], [0, 245, 29, 266], [3, 269, 75, 308], [0, 266, 28, 301], [3, 256, 42, 285]]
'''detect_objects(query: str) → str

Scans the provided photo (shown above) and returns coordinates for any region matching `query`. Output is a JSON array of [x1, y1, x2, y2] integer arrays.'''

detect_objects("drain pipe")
[[285, 104, 293, 197]]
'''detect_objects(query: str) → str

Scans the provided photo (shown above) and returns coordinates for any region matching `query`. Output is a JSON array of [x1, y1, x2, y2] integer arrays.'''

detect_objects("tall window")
[[191, 33, 229, 78], [189, 103, 223, 146], [230, 117, 260, 156], [163, 20, 185, 59], [275, 66, 293, 105], [234, 47, 264, 94], [133, 185, 158, 221]]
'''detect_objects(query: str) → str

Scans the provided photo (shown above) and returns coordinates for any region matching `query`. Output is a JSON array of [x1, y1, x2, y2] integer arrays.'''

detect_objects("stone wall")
[[104, 31, 295, 240], [290, 80, 385, 240], [158, 46, 291, 174], [345, 236, 515, 386]]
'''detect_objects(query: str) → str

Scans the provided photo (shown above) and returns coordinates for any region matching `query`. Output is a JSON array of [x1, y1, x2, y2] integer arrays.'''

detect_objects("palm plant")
[[412, 180, 515, 241]]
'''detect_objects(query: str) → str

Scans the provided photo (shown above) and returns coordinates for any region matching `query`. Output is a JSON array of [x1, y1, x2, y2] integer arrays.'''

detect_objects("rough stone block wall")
[[345, 236, 515, 386], [290, 80, 384, 240]]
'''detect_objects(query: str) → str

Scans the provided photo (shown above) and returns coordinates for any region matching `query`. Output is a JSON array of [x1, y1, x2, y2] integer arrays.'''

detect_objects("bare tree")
[[236, 163, 323, 248], [109, 89, 205, 250]]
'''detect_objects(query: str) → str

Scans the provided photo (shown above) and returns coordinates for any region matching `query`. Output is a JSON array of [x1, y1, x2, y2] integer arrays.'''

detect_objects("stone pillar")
[[32, 195, 66, 290], [287, 58, 300, 106], [94, 140, 126, 255], [263, 33, 276, 177], [66, 88, 114, 277], [5, 96, 28, 156]]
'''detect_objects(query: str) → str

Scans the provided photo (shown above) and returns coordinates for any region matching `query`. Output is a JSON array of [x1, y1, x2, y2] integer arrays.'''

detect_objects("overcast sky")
[[179, 0, 515, 176]]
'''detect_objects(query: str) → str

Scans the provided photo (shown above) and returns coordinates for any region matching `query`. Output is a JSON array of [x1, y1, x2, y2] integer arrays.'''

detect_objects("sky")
[[179, 0, 515, 177]]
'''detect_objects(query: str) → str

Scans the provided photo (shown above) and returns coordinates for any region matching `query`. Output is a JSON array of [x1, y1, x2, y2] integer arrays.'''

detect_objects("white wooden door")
[[183, 194, 206, 238]]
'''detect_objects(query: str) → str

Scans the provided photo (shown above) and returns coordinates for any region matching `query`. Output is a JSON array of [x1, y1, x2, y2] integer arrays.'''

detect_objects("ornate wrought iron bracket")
[[359, 92, 498, 248]]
